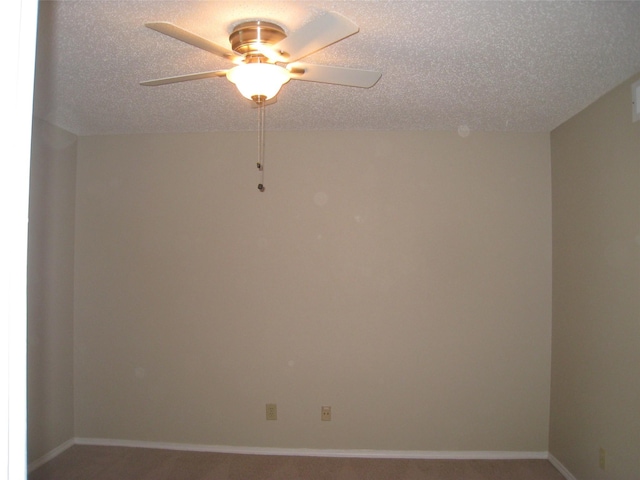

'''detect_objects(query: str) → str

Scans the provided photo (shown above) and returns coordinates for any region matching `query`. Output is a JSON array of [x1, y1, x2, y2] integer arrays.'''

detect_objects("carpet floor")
[[29, 445, 567, 480]]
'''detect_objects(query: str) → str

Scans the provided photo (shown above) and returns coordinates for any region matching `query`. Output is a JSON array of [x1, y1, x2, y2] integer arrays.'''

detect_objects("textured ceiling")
[[33, 0, 640, 135]]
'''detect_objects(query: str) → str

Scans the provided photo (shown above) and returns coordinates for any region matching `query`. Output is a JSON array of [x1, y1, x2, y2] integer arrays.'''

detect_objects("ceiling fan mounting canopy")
[[228, 21, 287, 60]]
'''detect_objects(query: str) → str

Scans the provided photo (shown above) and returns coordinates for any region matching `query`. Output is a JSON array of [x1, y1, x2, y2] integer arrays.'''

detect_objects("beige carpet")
[[29, 445, 567, 479]]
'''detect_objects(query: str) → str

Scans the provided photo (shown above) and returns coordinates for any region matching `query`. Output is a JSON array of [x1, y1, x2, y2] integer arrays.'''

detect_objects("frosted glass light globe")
[[226, 63, 290, 101]]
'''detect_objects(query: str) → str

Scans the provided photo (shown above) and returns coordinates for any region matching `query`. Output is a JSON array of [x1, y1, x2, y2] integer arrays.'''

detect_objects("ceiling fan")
[[140, 11, 382, 103]]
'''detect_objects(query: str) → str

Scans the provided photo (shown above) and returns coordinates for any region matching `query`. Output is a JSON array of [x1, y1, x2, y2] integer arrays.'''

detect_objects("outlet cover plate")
[[266, 403, 277, 421], [599, 447, 606, 470], [633, 79, 639, 122], [321, 406, 331, 421]]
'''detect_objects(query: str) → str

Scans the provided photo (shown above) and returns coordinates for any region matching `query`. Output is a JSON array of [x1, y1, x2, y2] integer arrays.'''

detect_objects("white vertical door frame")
[[1, 0, 38, 479]]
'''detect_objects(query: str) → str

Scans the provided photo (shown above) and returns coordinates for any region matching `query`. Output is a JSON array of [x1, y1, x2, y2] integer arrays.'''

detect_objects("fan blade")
[[271, 12, 359, 63], [145, 22, 243, 64], [287, 63, 381, 88], [140, 70, 228, 86]]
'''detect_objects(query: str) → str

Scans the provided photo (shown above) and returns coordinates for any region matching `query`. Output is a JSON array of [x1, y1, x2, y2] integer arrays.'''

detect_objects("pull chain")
[[256, 96, 266, 192]]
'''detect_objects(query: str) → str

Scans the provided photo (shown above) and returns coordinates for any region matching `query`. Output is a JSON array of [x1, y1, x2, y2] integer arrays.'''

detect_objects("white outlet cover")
[[633, 80, 640, 122], [321, 406, 331, 421]]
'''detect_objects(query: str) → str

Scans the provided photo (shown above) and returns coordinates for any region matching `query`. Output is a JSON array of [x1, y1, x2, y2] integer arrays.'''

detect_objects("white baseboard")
[[28, 438, 75, 472], [75, 437, 548, 460], [29, 437, 553, 472], [548, 453, 578, 480]]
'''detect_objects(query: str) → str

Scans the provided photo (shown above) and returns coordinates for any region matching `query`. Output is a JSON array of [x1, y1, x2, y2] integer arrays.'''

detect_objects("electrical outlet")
[[599, 447, 606, 470], [633, 79, 639, 122], [321, 405, 331, 421], [266, 403, 277, 421]]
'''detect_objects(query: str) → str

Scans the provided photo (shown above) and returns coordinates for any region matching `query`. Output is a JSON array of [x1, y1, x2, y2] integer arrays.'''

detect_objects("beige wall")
[[550, 73, 640, 478], [27, 118, 77, 462], [73, 130, 552, 451]]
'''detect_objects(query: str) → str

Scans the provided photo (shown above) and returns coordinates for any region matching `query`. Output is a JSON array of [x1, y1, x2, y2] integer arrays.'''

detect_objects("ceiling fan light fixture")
[[226, 63, 290, 101]]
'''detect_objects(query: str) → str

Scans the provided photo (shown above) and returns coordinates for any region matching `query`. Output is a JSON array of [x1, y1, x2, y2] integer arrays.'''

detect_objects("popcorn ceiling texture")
[[33, 1, 640, 135]]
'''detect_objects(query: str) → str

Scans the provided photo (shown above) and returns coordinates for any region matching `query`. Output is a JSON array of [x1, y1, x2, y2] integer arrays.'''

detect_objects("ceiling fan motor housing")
[[229, 21, 287, 61]]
